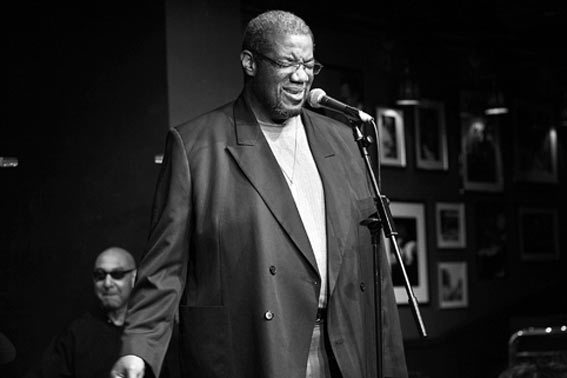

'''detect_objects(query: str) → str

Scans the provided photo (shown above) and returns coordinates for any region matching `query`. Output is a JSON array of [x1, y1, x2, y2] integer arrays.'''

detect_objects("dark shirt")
[[26, 306, 122, 378]]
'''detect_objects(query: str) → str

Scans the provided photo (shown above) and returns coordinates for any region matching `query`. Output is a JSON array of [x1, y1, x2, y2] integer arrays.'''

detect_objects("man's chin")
[[273, 105, 302, 121], [100, 299, 121, 310]]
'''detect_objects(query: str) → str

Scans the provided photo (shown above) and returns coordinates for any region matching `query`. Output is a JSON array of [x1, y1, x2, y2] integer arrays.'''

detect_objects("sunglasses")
[[92, 268, 135, 281]]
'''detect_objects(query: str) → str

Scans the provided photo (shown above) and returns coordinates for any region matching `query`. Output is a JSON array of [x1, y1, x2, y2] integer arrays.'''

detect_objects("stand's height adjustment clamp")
[[360, 214, 381, 231]]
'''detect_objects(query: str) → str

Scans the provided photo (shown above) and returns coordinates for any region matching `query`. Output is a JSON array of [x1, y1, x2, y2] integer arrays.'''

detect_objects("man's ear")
[[131, 270, 137, 285], [240, 50, 256, 77]]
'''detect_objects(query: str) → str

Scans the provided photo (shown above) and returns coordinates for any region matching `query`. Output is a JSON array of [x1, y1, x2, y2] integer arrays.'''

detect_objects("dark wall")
[[166, 0, 243, 126], [1, 2, 169, 377]]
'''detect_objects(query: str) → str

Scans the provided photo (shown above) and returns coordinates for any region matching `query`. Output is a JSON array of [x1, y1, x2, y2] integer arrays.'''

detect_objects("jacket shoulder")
[[176, 101, 233, 132], [167, 101, 235, 149]]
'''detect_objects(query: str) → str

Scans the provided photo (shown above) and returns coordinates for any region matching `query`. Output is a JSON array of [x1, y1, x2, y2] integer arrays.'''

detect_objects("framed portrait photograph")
[[461, 114, 504, 191], [518, 207, 559, 261], [376, 107, 406, 167], [435, 202, 466, 249], [415, 100, 448, 170], [384, 201, 429, 304], [475, 202, 507, 279], [513, 101, 558, 183], [438, 262, 468, 309]]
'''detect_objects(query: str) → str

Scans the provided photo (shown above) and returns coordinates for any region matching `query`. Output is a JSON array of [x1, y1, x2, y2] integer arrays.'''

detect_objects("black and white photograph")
[[385, 201, 429, 304], [436, 202, 466, 249], [377, 107, 406, 167], [2, 3, 566, 378], [461, 114, 504, 191], [438, 262, 469, 309], [474, 202, 508, 279], [415, 100, 448, 170], [513, 101, 558, 183], [518, 207, 560, 261]]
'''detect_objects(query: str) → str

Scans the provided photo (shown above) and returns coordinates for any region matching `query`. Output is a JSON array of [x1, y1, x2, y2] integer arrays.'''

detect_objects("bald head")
[[92, 247, 137, 314], [94, 247, 136, 270]]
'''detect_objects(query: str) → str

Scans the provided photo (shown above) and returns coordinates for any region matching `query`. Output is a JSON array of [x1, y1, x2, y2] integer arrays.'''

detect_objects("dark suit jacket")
[[121, 94, 408, 378]]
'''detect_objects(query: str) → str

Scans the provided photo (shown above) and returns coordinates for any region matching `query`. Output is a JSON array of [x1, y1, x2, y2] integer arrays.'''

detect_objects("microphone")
[[307, 88, 373, 122]]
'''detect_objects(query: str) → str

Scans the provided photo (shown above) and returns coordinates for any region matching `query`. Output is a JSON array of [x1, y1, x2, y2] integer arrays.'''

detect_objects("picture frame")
[[435, 202, 466, 249], [513, 101, 558, 183], [518, 207, 559, 261], [474, 202, 507, 279], [461, 114, 504, 191], [384, 201, 429, 304], [377, 107, 406, 167], [438, 262, 468, 309], [415, 100, 449, 170]]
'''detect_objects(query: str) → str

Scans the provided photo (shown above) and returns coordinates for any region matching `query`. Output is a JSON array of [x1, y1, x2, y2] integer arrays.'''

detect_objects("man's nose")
[[291, 65, 310, 82], [103, 274, 114, 287]]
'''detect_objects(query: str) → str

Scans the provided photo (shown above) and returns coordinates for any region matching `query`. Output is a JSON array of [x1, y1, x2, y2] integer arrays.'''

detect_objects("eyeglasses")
[[250, 49, 323, 76], [92, 268, 135, 281]]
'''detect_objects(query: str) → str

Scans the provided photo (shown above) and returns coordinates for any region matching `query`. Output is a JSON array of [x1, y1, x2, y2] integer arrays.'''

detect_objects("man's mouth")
[[283, 87, 305, 102]]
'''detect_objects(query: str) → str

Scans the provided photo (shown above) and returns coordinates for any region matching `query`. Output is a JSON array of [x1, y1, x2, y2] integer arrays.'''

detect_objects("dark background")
[[1, 1, 565, 377]]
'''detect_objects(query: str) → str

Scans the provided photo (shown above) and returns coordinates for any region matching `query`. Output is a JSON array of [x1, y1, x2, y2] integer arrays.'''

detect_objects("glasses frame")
[[92, 268, 135, 281], [249, 49, 323, 76]]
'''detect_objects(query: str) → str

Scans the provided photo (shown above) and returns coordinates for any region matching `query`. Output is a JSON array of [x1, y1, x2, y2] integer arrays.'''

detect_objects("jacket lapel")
[[226, 96, 318, 274], [301, 112, 351, 296]]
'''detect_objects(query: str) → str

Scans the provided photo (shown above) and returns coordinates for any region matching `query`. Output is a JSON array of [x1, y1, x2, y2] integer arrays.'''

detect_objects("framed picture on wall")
[[474, 201, 507, 279], [513, 101, 558, 183], [461, 114, 504, 191], [376, 107, 406, 167], [438, 262, 468, 309], [415, 100, 448, 170], [518, 207, 559, 261], [435, 202, 466, 249], [384, 201, 429, 304]]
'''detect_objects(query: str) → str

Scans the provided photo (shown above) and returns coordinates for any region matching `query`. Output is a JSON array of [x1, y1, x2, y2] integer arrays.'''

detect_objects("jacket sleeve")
[[120, 127, 191, 377]]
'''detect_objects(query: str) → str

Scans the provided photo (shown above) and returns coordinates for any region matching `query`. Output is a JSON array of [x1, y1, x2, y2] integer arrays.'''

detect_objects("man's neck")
[[244, 87, 294, 125], [106, 307, 127, 326]]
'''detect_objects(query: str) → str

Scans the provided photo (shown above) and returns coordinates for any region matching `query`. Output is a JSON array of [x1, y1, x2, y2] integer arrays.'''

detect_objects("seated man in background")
[[26, 246, 137, 378]]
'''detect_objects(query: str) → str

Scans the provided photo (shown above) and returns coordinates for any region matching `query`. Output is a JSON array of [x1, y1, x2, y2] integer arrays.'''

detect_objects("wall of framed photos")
[[309, 13, 566, 352]]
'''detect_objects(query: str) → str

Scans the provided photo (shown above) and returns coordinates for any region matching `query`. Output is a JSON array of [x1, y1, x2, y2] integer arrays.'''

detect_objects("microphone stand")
[[348, 117, 428, 377]]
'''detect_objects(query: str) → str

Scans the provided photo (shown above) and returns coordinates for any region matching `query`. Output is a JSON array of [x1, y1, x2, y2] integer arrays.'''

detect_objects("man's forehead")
[[94, 249, 134, 269]]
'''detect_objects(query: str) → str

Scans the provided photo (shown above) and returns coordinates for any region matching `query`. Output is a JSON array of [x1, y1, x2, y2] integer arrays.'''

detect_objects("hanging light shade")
[[485, 86, 508, 115], [0, 157, 18, 168], [396, 63, 420, 106]]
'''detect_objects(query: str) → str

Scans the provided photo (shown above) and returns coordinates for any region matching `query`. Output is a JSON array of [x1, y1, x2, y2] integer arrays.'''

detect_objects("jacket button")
[[264, 311, 274, 321], [360, 282, 366, 292], [269, 265, 277, 275]]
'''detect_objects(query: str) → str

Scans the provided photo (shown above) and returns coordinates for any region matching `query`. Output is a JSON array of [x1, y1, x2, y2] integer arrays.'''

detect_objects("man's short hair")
[[242, 10, 314, 54]]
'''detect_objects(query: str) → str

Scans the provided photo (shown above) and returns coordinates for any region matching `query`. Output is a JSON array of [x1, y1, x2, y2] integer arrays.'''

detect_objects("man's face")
[[250, 33, 315, 123], [92, 250, 136, 312]]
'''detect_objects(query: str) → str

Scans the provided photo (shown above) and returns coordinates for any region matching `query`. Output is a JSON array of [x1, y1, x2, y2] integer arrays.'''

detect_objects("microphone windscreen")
[[308, 88, 326, 108]]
